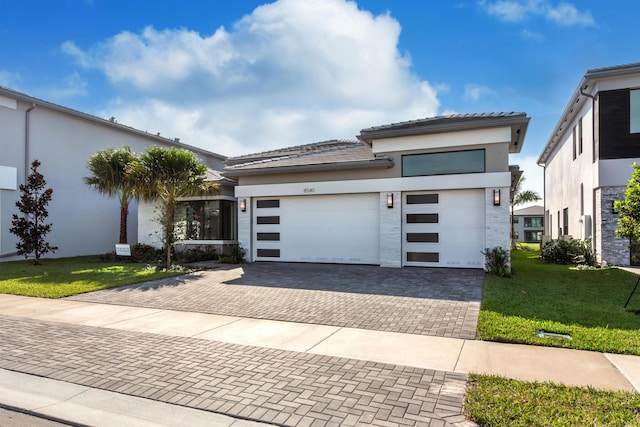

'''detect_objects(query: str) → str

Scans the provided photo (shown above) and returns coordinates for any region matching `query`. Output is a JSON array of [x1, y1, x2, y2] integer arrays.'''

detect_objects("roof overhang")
[[223, 157, 394, 177], [358, 113, 530, 154]]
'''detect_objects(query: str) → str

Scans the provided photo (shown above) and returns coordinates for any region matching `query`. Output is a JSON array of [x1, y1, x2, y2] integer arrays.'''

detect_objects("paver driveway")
[[0, 262, 483, 426], [69, 262, 484, 340]]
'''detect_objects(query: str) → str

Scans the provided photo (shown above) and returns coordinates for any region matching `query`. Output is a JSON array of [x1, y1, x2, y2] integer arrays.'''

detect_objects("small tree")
[[615, 163, 640, 249], [132, 147, 217, 268], [84, 146, 138, 244], [511, 175, 541, 249], [10, 160, 58, 264]]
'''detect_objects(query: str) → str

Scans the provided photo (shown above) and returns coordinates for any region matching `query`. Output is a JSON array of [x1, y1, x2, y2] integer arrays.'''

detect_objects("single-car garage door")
[[403, 190, 485, 268], [253, 193, 380, 264]]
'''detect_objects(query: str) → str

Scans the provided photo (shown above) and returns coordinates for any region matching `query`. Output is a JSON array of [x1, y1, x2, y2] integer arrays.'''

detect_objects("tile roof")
[[224, 139, 388, 174], [360, 112, 527, 133], [513, 205, 544, 216]]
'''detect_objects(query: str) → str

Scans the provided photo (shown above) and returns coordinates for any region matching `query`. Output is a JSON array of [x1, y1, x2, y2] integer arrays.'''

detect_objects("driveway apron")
[[68, 262, 484, 340], [0, 263, 482, 426]]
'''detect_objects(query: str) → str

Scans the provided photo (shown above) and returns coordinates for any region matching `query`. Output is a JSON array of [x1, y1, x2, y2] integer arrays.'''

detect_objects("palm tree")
[[84, 146, 138, 244], [133, 146, 217, 268], [511, 175, 541, 249]]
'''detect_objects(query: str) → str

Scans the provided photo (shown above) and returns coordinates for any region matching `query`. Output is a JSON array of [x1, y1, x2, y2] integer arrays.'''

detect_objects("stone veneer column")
[[237, 197, 252, 262], [596, 186, 629, 266], [485, 187, 510, 268], [379, 191, 402, 268]]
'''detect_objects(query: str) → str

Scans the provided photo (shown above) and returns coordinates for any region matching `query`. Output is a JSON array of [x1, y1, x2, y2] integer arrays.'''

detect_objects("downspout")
[[2, 104, 36, 259], [25, 103, 36, 182], [579, 87, 597, 258]]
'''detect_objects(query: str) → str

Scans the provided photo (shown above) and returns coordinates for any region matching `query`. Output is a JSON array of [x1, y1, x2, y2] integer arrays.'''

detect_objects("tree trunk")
[[119, 203, 128, 244]]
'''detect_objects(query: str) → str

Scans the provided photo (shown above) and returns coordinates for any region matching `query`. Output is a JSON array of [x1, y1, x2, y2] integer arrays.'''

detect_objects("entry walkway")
[[0, 294, 639, 426]]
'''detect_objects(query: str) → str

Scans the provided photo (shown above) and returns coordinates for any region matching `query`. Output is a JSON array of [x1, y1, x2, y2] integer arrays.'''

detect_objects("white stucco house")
[[538, 63, 640, 266], [225, 112, 530, 268], [0, 86, 230, 261], [512, 205, 544, 243]]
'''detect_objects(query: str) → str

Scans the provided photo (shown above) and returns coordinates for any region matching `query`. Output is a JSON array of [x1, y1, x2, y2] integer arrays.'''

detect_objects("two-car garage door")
[[252, 190, 485, 268], [253, 194, 380, 264]]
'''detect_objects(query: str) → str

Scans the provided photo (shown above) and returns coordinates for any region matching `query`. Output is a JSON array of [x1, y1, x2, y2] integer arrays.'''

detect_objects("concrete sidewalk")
[[1, 294, 639, 391], [0, 293, 639, 425]]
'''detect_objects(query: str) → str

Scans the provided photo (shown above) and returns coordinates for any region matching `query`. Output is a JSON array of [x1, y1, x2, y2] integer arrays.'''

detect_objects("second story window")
[[524, 217, 543, 228], [631, 89, 640, 134], [402, 149, 485, 177]]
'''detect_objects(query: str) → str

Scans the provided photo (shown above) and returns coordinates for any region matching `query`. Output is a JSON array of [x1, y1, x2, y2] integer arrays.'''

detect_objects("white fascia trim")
[[234, 172, 511, 197], [371, 127, 511, 154]]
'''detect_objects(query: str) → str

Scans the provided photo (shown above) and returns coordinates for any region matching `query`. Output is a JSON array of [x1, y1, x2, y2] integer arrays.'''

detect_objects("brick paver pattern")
[[0, 315, 472, 426], [69, 262, 483, 339]]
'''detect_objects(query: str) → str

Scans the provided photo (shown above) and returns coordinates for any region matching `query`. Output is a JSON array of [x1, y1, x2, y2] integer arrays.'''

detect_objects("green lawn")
[[0, 256, 186, 298], [465, 374, 640, 426], [478, 250, 640, 355]]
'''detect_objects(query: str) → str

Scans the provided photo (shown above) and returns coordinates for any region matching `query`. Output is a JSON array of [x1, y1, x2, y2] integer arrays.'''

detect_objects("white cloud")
[[464, 84, 494, 102], [520, 29, 544, 41], [479, 0, 595, 26], [545, 3, 595, 26], [47, 72, 88, 98], [63, 0, 441, 155], [0, 70, 21, 87]]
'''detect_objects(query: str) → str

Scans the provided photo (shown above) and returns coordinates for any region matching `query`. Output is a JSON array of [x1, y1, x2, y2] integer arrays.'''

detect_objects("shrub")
[[219, 244, 245, 264], [175, 246, 217, 263], [482, 247, 511, 277], [541, 238, 594, 266], [131, 243, 164, 263]]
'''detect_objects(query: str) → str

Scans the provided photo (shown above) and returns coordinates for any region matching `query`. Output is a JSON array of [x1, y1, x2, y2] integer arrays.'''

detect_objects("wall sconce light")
[[493, 189, 501, 206], [240, 199, 246, 212], [387, 193, 394, 209]]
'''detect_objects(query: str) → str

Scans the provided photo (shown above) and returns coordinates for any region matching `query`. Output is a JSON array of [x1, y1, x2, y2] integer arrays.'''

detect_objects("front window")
[[524, 217, 543, 228], [402, 149, 485, 177], [175, 200, 237, 240]]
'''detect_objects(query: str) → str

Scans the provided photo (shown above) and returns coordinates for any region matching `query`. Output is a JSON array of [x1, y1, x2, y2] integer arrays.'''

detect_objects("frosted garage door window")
[[631, 89, 640, 133], [402, 149, 485, 177]]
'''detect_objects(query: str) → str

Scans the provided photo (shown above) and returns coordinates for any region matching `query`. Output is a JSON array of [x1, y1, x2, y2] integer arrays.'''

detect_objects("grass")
[[0, 256, 187, 298], [478, 250, 640, 355], [465, 374, 640, 426]]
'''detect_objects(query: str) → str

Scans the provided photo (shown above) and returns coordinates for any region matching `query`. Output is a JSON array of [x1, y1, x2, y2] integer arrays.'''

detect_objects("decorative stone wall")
[[237, 197, 252, 262], [485, 187, 511, 267], [379, 191, 402, 268], [596, 186, 629, 266]]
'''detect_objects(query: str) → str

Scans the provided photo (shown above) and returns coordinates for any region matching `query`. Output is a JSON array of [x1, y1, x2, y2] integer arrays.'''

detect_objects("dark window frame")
[[175, 199, 237, 241], [402, 149, 485, 177]]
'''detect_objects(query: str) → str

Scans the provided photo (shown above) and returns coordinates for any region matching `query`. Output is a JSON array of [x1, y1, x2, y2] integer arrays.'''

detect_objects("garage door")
[[253, 194, 380, 264], [403, 190, 485, 268]]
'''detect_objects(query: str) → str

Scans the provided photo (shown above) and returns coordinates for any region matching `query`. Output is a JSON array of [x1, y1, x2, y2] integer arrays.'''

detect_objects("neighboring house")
[[538, 63, 640, 266], [0, 86, 230, 261], [512, 205, 544, 243], [225, 112, 530, 268]]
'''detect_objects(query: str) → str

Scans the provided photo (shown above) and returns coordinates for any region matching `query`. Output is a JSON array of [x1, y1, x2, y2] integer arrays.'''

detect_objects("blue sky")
[[1, 0, 638, 197]]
